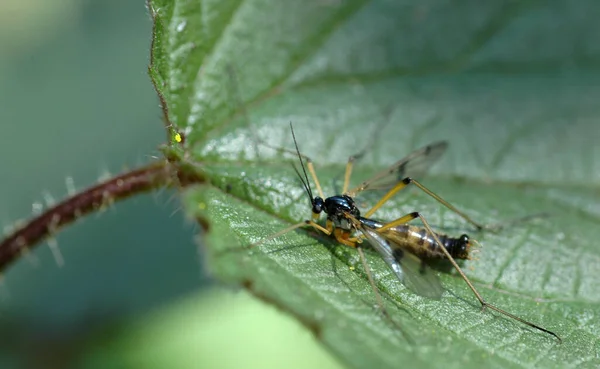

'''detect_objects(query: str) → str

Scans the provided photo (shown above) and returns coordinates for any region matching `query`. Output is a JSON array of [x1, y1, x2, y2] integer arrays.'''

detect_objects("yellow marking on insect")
[[174, 132, 182, 143]]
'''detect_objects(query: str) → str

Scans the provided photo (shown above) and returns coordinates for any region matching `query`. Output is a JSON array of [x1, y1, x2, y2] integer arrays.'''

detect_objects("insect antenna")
[[289, 123, 314, 203], [292, 163, 313, 206]]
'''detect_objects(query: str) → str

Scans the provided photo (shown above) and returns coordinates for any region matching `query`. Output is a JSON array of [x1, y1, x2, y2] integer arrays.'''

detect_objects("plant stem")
[[0, 161, 175, 272]]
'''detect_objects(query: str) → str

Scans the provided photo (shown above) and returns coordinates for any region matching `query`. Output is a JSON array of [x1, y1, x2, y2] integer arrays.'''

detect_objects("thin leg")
[[259, 140, 331, 200], [356, 246, 412, 343], [342, 157, 355, 194], [483, 212, 550, 232], [364, 177, 485, 230], [378, 212, 419, 231], [255, 139, 313, 162], [306, 160, 326, 199], [307, 220, 331, 235], [346, 104, 394, 162], [249, 220, 331, 249], [333, 228, 363, 247], [357, 246, 385, 311], [414, 212, 561, 343]]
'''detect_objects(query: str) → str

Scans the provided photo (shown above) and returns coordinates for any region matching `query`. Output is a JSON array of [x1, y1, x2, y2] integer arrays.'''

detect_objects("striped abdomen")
[[380, 224, 471, 260]]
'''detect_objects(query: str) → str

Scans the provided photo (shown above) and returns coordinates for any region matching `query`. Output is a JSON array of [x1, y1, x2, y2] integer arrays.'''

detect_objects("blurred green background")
[[0, 1, 340, 368]]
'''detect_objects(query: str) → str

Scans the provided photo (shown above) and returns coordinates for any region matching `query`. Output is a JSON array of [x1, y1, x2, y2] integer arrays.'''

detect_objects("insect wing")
[[346, 141, 448, 196], [360, 226, 444, 299]]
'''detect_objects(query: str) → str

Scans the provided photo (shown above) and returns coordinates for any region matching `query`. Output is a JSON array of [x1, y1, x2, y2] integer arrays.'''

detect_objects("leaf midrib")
[[194, 159, 600, 191]]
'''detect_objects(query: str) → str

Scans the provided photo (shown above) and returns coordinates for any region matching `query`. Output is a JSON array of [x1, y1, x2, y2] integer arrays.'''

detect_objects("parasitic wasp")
[[249, 123, 561, 343]]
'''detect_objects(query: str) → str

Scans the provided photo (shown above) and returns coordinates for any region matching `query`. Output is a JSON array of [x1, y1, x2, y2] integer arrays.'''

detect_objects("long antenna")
[[290, 123, 314, 202], [292, 163, 312, 205]]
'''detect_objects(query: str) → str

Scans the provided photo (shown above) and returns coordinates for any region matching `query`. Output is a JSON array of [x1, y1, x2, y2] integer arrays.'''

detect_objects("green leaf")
[[148, 1, 600, 368]]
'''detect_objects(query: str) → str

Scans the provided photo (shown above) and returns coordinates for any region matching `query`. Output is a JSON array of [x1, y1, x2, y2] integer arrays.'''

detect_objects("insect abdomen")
[[389, 225, 470, 260]]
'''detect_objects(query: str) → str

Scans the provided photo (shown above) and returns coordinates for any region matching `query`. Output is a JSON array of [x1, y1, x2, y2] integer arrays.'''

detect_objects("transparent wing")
[[346, 141, 448, 197], [360, 225, 444, 299]]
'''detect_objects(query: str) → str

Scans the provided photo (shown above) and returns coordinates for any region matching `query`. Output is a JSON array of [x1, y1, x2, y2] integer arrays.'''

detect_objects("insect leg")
[[332, 227, 364, 247], [248, 220, 331, 249], [254, 138, 315, 162], [306, 160, 325, 199], [378, 212, 419, 231], [356, 245, 412, 343], [415, 212, 561, 343], [342, 156, 355, 194], [364, 177, 485, 230]]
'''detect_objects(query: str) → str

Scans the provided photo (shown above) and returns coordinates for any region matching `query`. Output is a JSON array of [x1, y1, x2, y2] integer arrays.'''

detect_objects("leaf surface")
[[149, 1, 600, 367]]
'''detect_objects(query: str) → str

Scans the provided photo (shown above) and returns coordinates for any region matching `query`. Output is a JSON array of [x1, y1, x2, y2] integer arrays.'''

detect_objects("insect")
[[251, 123, 561, 343]]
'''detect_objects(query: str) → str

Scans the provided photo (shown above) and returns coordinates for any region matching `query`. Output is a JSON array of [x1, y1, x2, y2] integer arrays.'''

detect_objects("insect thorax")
[[324, 195, 360, 231]]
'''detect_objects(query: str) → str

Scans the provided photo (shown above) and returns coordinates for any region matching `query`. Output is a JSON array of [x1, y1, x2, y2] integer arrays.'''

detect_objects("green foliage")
[[148, 0, 600, 368]]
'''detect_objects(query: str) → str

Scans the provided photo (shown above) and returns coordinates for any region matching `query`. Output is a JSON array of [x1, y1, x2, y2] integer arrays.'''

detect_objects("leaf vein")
[[201, 0, 373, 142], [492, 228, 531, 287]]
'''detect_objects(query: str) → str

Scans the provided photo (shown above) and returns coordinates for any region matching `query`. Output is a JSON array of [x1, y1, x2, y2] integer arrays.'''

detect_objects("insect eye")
[[312, 197, 324, 213]]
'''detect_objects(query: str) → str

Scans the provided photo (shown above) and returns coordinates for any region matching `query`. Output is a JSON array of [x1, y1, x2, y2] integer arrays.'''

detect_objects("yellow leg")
[[364, 180, 409, 218], [248, 222, 308, 249], [249, 219, 331, 249], [378, 212, 419, 231], [249, 217, 363, 251], [355, 245, 410, 342], [306, 160, 325, 199], [364, 177, 485, 230], [342, 156, 355, 194], [348, 236, 363, 244], [321, 220, 362, 245], [415, 212, 561, 343], [333, 228, 362, 247], [308, 219, 331, 235]]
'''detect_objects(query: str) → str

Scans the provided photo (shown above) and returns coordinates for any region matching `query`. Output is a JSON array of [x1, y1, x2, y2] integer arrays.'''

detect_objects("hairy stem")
[[0, 161, 175, 272]]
